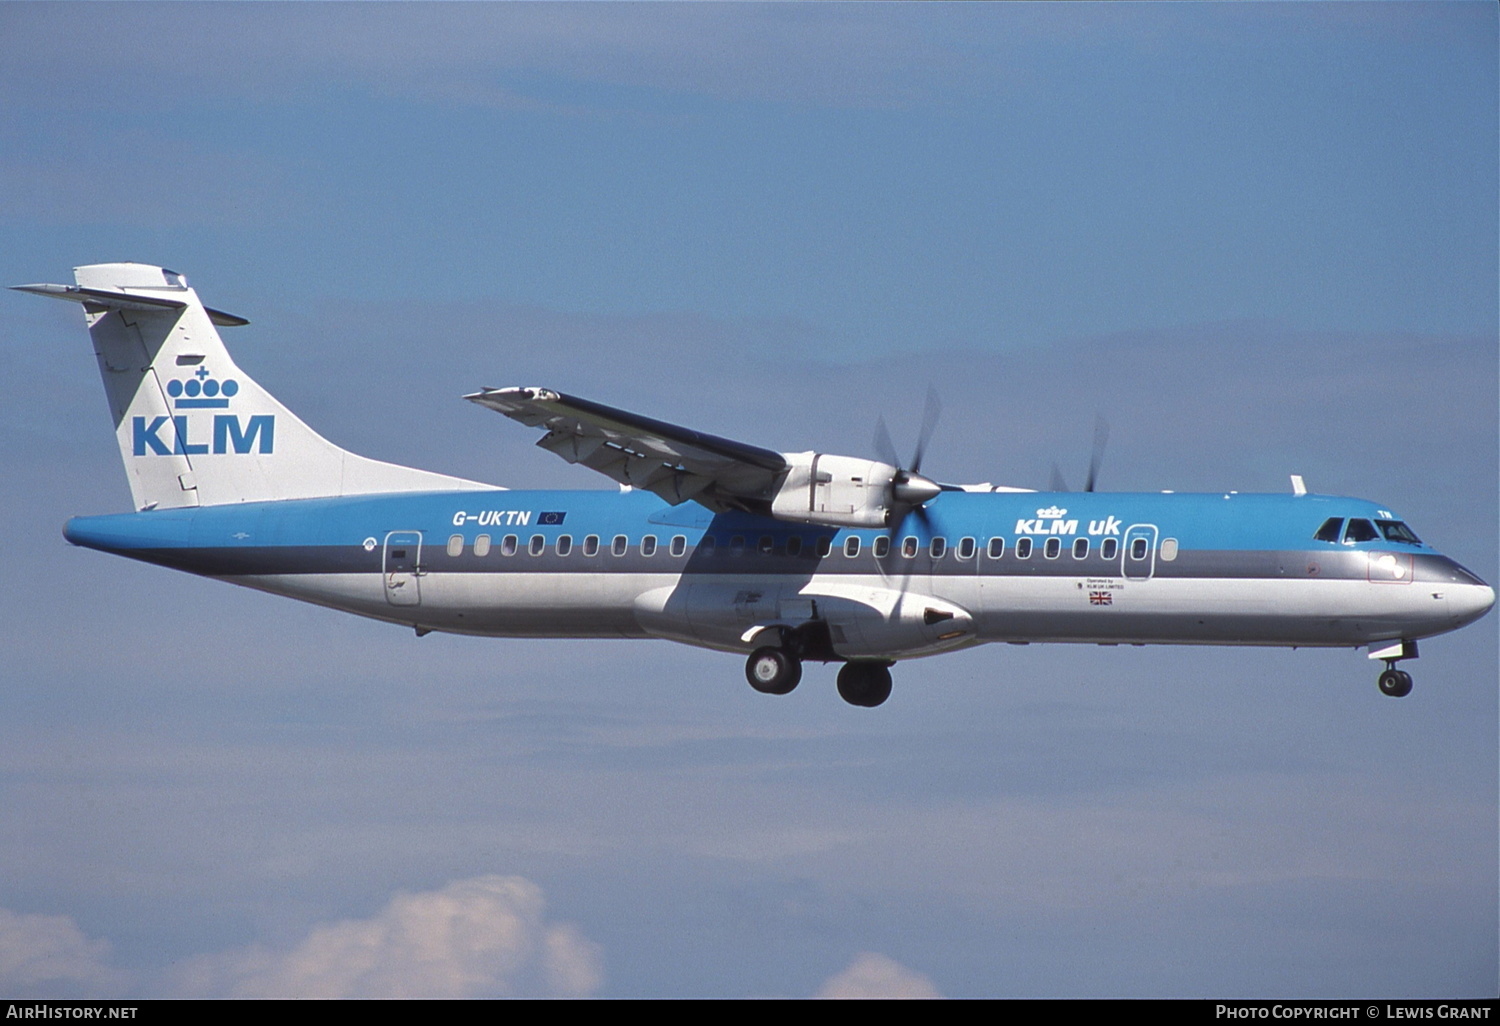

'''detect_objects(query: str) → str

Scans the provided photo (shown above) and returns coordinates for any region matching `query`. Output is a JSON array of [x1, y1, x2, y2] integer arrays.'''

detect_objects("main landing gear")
[[745, 646, 801, 695], [836, 662, 893, 708], [742, 627, 894, 707]]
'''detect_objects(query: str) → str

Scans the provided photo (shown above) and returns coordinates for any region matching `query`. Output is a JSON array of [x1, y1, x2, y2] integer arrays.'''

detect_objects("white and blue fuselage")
[[63, 487, 1492, 656]]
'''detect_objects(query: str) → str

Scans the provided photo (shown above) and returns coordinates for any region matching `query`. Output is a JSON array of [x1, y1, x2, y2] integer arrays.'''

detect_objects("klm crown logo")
[[167, 366, 240, 408], [133, 366, 275, 457]]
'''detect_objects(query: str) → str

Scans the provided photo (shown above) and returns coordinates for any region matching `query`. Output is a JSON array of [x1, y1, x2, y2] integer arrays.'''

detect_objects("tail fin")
[[17, 263, 494, 509]]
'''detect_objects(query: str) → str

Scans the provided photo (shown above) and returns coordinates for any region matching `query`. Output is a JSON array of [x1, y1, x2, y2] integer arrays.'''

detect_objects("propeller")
[[874, 387, 943, 531], [1049, 414, 1110, 493]]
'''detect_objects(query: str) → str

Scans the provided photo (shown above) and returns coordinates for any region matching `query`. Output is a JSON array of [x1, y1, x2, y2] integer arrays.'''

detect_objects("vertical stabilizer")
[[18, 263, 495, 509]]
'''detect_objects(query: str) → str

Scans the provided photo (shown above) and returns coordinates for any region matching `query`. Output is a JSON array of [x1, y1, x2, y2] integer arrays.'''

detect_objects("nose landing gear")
[[1377, 664, 1413, 698], [1370, 640, 1417, 698]]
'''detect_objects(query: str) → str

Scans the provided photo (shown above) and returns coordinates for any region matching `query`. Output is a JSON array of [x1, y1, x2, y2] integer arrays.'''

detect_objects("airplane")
[[17, 263, 1495, 707]]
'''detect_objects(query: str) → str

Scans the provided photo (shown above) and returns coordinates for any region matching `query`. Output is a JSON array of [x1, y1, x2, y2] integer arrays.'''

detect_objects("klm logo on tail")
[[133, 367, 275, 456]]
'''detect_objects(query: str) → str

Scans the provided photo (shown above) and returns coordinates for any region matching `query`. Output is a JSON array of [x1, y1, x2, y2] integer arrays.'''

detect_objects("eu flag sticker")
[[538, 511, 567, 525]]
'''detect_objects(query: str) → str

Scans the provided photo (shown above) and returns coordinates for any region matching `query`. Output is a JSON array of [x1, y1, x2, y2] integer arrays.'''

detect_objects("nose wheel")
[[1377, 665, 1413, 698]]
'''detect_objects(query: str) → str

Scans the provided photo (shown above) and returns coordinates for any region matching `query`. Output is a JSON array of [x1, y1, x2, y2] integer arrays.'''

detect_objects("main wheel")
[[837, 662, 893, 708], [1377, 668, 1413, 698], [746, 647, 801, 695]]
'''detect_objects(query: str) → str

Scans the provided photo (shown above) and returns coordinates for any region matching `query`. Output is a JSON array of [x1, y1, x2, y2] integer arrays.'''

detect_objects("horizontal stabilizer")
[[12, 283, 250, 327]]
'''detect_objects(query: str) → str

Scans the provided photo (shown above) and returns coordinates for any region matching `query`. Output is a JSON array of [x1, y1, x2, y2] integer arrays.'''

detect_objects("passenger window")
[[730, 535, 745, 556], [816, 536, 832, 557], [670, 535, 686, 557], [501, 535, 518, 556], [1130, 537, 1148, 560], [583, 535, 600, 557], [786, 536, 802, 557], [958, 537, 976, 560], [930, 537, 946, 559], [611, 535, 628, 557], [844, 536, 861, 558], [1159, 538, 1179, 561], [1044, 538, 1061, 559], [987, 537, 1005, 559], [1343, 519, 1378, 544], [447, 534, 464, 557], [1072, 538, 1088, 559], [641, 535, 657, 557], [1015, 538, 1032, 559], [474, 534, 491, 557], [1313, 517, 1344, 542], [700, 535, 717, 555], [528, 535, 545, 556], [758, 536, 774, 556], [901, 536, 918, 559], [556, 535, 572, 556], [1101, 538, 1117, 560], [873, 536, 890, 558]]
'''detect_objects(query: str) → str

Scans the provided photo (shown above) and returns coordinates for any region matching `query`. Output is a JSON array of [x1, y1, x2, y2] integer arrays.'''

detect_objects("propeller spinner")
[[875, 388, 943, 527]]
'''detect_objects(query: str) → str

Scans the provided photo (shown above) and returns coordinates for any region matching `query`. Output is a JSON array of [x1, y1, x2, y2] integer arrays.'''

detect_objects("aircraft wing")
[[466, 387, 788, 511]]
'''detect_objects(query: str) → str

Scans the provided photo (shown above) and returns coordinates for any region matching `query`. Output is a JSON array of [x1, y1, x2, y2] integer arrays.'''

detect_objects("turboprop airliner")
[[19, 264, 1494, 707]]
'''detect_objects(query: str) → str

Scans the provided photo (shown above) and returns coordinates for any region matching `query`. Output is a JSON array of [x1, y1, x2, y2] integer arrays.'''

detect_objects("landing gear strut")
[[1377, 663, 1413, 698], [837, 662, 893, 708]]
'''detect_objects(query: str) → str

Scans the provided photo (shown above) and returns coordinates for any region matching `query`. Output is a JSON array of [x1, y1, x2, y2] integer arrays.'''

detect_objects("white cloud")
[[0, 908, 125, 995], [817, 952, 941, 999], [174, 875, 602, 999]]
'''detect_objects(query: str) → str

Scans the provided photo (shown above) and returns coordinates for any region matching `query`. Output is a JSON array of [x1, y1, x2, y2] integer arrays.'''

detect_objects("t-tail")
[[17, 263, 495, 510]]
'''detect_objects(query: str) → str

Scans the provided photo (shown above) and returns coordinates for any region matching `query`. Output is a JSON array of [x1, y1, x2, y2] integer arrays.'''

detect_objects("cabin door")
[[383, 531, 424, 606]]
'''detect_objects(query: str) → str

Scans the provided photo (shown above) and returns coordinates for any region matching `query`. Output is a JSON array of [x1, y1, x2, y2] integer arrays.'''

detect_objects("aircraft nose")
[[1431, 559, 1496, 629], [1460, 583, 1496, 623], [1445, 579, 1496, 629]]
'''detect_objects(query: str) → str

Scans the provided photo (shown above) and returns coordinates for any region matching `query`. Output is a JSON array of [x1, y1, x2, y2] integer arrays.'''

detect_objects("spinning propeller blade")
[[1083, 415, 1110, 493], [875, 387, 943, 528], [1049, 414, 1110, 493]]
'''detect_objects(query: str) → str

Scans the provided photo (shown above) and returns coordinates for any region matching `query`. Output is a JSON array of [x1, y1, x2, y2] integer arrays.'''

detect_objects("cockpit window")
[[1376, 520, 1422, 545], [1313, 517, 1344, 542], [1342, 519, 1379, 544]]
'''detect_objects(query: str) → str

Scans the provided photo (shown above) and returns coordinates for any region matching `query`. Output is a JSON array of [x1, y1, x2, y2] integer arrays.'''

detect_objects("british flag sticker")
[[1089, 591, 1113, 606]]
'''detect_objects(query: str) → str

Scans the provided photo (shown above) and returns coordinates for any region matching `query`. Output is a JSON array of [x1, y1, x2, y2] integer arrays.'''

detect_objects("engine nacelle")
[[769, 451, 898, 529]]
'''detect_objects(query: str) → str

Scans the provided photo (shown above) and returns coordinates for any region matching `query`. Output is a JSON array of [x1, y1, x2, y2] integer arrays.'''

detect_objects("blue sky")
[[1, 2, 1495, 998]]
